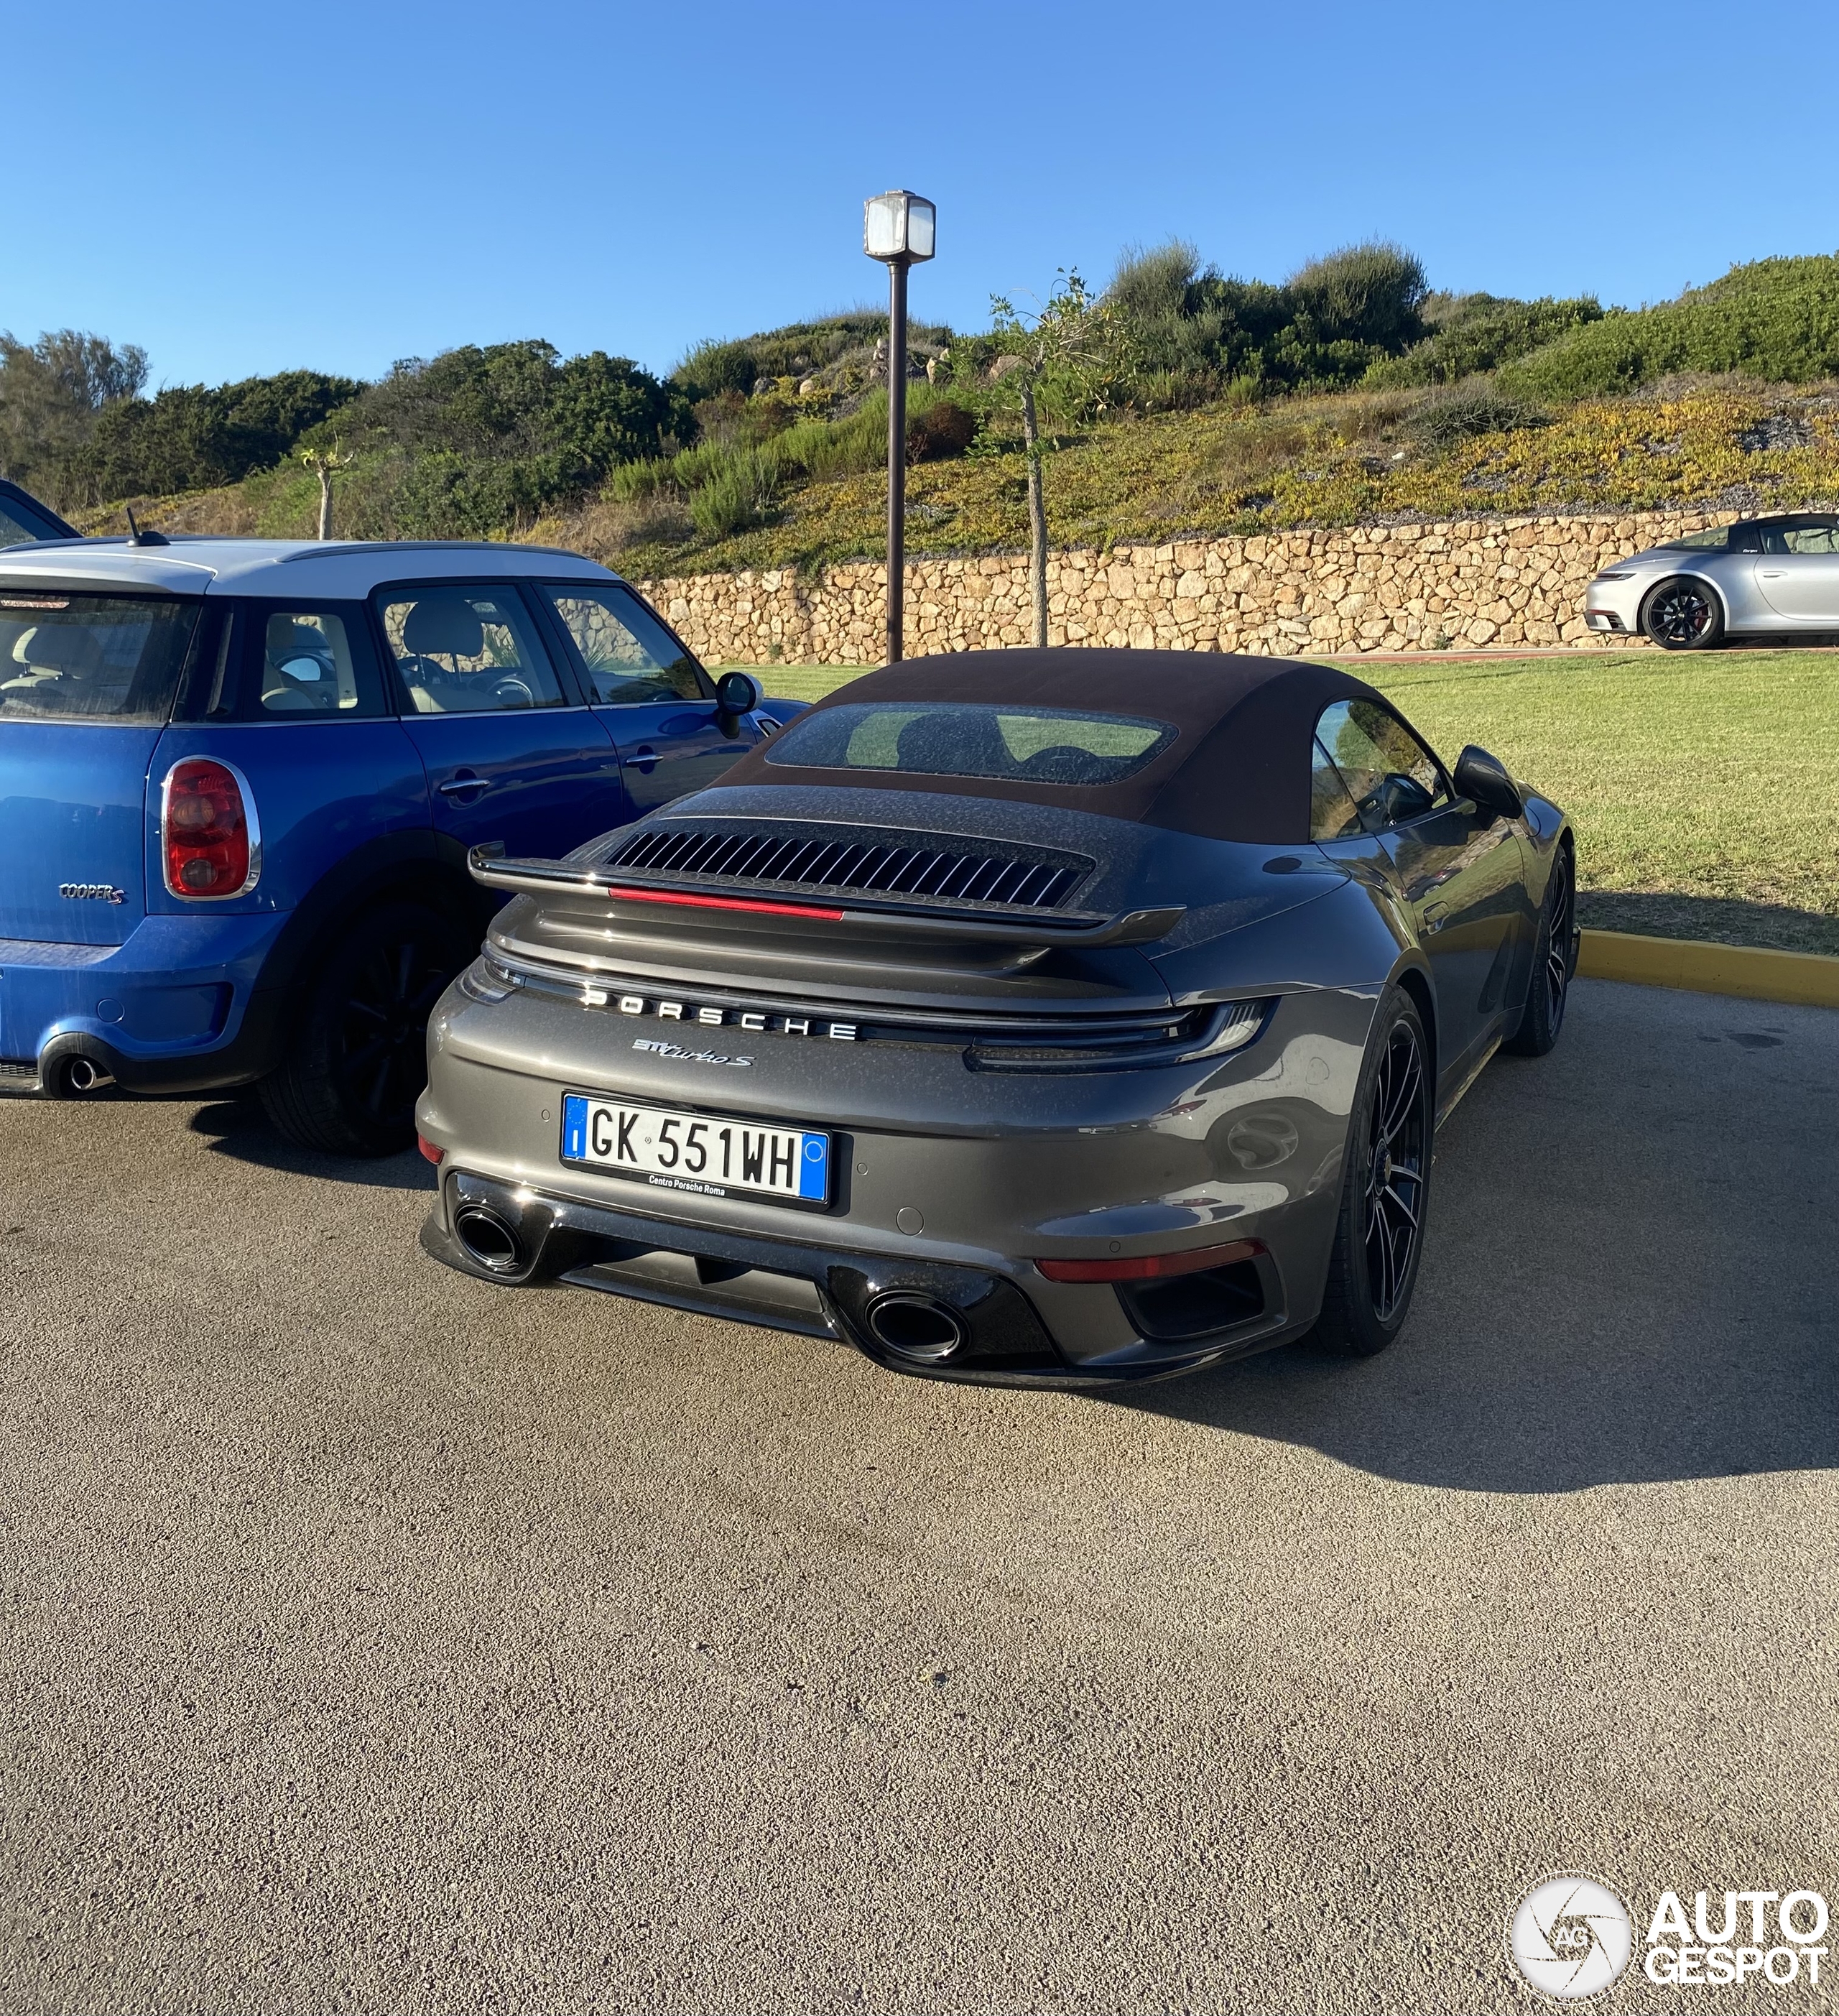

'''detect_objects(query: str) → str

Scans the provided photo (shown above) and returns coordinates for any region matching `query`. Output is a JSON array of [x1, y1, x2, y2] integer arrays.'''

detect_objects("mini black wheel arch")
[[249, 833, 488, 1034]]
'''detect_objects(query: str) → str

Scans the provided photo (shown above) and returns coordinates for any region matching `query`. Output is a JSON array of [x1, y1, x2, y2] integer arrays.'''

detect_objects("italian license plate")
[[560, 1092, 831, 1206]]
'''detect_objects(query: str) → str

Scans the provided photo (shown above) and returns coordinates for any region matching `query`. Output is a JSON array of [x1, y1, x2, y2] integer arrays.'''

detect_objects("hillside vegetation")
[[3, 244, 1835, 569]]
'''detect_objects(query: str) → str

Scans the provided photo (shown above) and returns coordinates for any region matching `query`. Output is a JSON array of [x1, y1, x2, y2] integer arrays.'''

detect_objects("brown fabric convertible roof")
[[720, 649, 1388, 844]]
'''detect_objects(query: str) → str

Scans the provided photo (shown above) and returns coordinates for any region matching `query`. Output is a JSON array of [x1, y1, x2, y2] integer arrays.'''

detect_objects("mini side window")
[[376, 584, 567, 713], [259, 611, 364, 715], [538, 582, 711, 705], [1316, 699, 1450, 832]]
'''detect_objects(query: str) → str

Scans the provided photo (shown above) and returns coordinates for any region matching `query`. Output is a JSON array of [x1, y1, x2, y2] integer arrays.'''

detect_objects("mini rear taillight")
[[162, 757, 258, 898], [1034, 1238, 1266, 1284]]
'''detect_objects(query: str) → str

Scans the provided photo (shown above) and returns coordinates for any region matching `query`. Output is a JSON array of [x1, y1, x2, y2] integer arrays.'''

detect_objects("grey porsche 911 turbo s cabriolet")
[[415, 649, 1577, 1387]]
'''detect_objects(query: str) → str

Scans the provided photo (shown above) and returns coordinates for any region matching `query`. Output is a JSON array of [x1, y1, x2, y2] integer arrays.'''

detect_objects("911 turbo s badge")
[[631, 1038, 754, 1068]]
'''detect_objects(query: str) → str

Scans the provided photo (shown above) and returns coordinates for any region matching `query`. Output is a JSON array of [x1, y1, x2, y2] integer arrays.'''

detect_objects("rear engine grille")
[[607, 823, 1090, 912]]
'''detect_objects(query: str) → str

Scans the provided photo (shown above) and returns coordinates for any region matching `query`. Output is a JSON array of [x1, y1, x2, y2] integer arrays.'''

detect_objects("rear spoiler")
[[468, 846, 1185, 950]]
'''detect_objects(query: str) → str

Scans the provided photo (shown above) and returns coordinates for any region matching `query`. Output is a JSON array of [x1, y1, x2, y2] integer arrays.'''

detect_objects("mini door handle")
[[1422, 900, 1449, 933], [629, 744, 659, 775], [439, 773, 489, 797]]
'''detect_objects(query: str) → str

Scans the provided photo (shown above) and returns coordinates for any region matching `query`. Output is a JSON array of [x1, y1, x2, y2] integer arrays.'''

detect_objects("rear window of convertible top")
[[766, 701, 1177, 785]]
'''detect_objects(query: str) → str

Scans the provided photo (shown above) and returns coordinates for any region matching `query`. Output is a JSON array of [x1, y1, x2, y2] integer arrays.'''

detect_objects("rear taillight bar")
[[160, 756, 261, 899], [603, 884, 846, 922], [1034, 1238, 1266, 1284]]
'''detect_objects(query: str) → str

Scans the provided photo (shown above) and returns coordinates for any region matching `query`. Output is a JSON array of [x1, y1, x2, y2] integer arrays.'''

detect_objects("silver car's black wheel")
[[1312, 990, 1432, 1357], [1506, 843, 1576, 1056], [1641, 575, 1725, 650]]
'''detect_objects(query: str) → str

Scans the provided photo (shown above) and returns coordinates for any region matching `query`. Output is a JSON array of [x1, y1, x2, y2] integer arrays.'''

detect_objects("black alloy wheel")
[[1641, 576, 1725, 650], [1361, 1020, 1428, 1324], [1506, 844, 1576, 1057], [260, 900, 471, 1155], [1312, 989, 1432, 1357]]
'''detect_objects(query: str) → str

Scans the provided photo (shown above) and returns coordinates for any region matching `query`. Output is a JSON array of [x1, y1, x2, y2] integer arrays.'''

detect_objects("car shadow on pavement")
[[187, 1096, 436, 1193], [1107, 983, 1838, 1493]]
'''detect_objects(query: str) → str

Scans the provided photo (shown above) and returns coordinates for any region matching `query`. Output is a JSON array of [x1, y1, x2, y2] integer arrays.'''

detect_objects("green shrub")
[[689, 446, 782, 537], [1284, 242, 1428, 353], [1498, 253, 1839, 399], [1367, 295, 1603, 387], [1106, 239, 1429, 402]]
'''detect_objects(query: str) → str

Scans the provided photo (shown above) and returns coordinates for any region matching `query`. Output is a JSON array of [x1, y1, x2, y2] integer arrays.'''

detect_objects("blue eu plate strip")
[[798, 1132, 830, 1200], [562, 1093, 588, 1161]]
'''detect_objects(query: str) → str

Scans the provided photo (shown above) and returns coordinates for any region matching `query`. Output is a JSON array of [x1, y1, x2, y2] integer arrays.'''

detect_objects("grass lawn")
[[724, 649, 1839, 956]]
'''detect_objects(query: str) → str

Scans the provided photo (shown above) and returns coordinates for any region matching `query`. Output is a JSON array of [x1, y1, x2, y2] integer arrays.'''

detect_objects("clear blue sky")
[[8, 0, 1836, 390]]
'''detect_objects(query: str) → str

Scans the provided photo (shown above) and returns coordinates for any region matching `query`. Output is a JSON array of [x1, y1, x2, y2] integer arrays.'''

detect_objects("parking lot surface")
[[1, 980, 1833, 2015]]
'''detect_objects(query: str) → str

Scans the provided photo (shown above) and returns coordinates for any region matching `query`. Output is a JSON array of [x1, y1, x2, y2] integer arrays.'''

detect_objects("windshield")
[[1659, 526, 1731, 550], [767, 702, 1176, 785], [0, 593, 198, 723]]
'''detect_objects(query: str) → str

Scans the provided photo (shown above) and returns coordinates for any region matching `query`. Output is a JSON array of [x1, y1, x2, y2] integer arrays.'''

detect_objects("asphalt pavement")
[[0, 980, 1833, 2015]]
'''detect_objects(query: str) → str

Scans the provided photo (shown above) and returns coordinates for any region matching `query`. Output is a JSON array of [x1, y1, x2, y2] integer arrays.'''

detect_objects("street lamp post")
[[863, 190, 935, 663]]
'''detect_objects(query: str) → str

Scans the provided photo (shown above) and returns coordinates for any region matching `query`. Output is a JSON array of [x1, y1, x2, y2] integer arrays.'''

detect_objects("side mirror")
[[715, 670, 761, 714], [1453, 744, 1524, 820], [714, 669, 761, 740]]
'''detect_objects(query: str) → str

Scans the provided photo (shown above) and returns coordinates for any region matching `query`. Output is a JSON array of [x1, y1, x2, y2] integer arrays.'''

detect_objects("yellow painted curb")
[[1578, 929, 1839, 1008]]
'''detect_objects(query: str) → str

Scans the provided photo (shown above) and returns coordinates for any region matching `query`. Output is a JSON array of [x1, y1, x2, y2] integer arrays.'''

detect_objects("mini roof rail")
[[279, 540, 601, 563]]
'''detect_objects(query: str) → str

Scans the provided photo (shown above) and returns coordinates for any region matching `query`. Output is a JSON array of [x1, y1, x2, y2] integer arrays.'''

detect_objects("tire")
[[1505, 843, 1577, 1057], [259, 900, 471, 1155], [1310, 988, 1434, 1358], [1641, 575, 1725, 650]]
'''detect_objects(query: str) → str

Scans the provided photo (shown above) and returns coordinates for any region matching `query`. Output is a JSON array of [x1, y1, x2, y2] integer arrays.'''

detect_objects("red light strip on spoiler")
[[603, 883, 846, 922]]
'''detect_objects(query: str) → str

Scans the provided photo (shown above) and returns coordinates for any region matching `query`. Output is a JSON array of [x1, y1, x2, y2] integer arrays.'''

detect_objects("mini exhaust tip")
[[54, 1055, 114, 1096], [864, 1292, 965, 1363], [453, 1205, 525, 1275]]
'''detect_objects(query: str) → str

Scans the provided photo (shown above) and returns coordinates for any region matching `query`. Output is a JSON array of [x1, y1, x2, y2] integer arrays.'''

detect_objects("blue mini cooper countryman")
[[0, 535, 795, 1152]]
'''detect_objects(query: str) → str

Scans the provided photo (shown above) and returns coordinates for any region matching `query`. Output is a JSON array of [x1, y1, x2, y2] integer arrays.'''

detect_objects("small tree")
[[300, 438, 354, 540], [987, 273, 1121, 647]]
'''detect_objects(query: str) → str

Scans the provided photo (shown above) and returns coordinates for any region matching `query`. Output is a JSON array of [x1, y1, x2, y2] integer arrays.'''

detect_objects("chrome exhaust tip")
[[864, 1292, 966, 1363], [54, 1055, 115, 1096], [453, 1205, 526, 1275]]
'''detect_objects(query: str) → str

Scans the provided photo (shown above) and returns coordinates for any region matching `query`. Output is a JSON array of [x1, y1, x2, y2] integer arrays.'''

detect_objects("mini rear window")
[[767, 702, 1176, 785], [0, 593, 198, 723]]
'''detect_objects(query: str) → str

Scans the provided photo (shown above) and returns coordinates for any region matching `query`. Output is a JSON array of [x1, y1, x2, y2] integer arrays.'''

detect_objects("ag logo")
[[1509, 1874, 1634, 1999]]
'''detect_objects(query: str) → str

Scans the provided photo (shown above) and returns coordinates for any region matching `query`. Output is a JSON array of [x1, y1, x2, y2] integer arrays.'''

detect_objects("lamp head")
[[863, 190, 936, 264]]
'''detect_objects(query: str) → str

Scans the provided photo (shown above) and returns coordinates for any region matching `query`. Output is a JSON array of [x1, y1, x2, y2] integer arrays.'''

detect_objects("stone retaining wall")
[[636, 508, 1720, 664]]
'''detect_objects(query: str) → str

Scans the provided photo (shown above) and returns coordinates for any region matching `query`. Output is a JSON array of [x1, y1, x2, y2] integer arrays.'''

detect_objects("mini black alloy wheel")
[[333, 930, 453, 1130], [1642, 576, 1724, 650], [1362, 1020, 1427, 1324], [261, 900, 471, 1155]]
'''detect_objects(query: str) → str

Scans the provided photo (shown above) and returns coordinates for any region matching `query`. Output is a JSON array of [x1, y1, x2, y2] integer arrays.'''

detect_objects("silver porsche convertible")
[[415, 650, 1577, 1387], [1585, 511, 1839, 647]]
